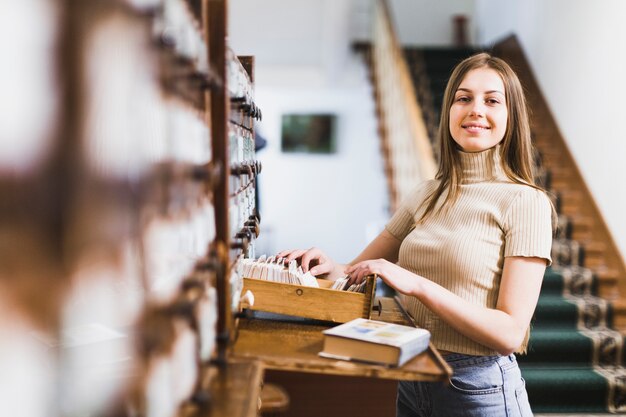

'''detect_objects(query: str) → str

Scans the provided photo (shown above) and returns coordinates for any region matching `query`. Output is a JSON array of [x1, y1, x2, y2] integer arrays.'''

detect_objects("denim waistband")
[[444, 353, 516, 369]]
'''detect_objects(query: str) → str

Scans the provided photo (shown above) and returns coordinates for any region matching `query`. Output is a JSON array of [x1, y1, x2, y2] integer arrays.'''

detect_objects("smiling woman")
[[278, 52, 555, 417], [449, 67, 508, 153]]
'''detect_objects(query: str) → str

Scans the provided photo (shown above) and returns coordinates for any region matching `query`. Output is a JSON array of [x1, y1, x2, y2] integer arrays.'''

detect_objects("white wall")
[[228, 0, 388, 263], [476, 0, 626, 261], [388, 0, 477, 46], [252, 84, 388, 262], [229, 0, 626, 263]]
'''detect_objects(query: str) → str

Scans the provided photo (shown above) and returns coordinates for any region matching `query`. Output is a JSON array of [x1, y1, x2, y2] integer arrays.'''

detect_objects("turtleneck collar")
[[457, 145, 507, 184]]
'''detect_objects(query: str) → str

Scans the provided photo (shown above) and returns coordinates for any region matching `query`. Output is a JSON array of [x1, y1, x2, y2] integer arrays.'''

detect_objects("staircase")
[[402, 44, 626, 413]]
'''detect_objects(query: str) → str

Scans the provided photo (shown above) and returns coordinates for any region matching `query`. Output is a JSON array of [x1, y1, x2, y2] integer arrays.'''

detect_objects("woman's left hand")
[[345, 259, 421, 296]]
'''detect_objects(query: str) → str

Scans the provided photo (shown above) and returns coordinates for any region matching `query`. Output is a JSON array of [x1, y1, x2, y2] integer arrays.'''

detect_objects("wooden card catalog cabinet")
[[0, 0, 268, 416], [216, 49, 263, 345]]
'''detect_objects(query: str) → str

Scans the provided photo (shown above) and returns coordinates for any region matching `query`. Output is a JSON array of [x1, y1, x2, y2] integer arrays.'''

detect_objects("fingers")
[[346, 259, 384, 285], [301, 248, 324, 273], [309, 261, 332, 276], [275, 247, 329, 273], [345, 262, 369, 285], [276, 249, 307, 264]]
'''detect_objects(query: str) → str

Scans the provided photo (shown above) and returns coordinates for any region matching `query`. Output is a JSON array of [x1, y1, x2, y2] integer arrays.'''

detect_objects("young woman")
[[278, 53, 553, 417]]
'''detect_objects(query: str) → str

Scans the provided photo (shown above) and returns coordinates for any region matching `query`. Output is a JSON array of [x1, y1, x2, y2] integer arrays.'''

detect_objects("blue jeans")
[[397, 353, 533, 417]]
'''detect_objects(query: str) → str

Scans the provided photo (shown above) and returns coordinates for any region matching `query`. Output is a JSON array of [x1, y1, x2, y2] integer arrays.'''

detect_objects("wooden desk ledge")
[[231, 297, 452, 382]]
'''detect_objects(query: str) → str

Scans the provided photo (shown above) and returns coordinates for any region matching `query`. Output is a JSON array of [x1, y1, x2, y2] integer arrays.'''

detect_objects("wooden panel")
[[207, 0, 232, 362], [264, 370, 397, 417], [231, 297, 451, 382], [198, 359, 263, 417]]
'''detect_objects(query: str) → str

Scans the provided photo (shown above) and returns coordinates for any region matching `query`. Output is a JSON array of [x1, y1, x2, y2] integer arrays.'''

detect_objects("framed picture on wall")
[[280, 113, 337, 154]]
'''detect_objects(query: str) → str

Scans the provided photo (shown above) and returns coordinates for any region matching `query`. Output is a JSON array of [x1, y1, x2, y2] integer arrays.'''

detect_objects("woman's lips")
[[462, 124, 490, 133]]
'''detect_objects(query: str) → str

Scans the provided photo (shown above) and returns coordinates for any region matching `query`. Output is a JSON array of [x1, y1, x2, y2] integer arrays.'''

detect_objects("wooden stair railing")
[[358, 0, 436, 212], [493, 35, 626, 323]]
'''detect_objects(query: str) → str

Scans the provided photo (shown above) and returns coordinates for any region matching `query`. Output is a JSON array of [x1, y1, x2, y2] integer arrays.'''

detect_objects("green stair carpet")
[[519, 267, 626, 413]]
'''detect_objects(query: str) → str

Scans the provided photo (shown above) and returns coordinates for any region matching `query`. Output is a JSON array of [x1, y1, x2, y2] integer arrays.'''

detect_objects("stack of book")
[[319, 318, 431, 367]]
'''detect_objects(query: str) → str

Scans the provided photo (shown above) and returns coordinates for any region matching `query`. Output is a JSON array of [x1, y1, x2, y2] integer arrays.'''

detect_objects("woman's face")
[[449, 67, 508, 152]]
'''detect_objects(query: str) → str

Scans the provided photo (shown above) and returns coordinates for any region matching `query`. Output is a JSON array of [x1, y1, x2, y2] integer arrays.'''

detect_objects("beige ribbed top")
[[385, 146, 552, 356]]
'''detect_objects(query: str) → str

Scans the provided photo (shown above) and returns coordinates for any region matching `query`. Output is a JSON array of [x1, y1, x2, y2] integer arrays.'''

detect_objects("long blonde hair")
[[418, 53, 546, 223]]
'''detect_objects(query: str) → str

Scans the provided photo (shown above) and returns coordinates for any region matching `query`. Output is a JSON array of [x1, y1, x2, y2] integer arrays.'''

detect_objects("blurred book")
[[319, 318, 430, 367]]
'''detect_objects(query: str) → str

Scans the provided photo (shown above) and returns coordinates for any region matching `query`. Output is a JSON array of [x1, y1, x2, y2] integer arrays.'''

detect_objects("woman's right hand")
[[276, 247, 340, 278]]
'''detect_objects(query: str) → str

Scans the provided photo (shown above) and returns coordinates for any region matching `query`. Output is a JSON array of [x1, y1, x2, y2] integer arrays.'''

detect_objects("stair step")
[[520, 328, 599, 366], [547, 179, 569, 189], [558, 189, 584, 201], [570, 216, 595, 241], [536, 146, 569, 157], [561, 202, 583, 217], [551, 178, 578, 190], [596, 269, 619, 284], [555, 213, 594, 241], [571, 230, 594, 242], [549, 166, 575, 180], [594, 267, 621, 300], [534, 295, 579, 328], [533, 138, 560, 150], [545, 267, 602, 295], [611, 300, 626, 332], [534, 134, 553, 143], [560, 200, 581, 214], [536, 151, 571, 165], [541, 268, 567, 295], [583, 241, 607, 254], [596, 285, 620, 301], [556, 213, 592, 226], [524, 327, 625, 367], [542, 295, 613, 329], [582, 242, 607, 269], [612, 299, 626, 312], [521, 366, 609, 414], [584, 257, 607, 269]]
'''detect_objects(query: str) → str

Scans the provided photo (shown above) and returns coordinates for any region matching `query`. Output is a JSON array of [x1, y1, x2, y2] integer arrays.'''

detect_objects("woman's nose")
[[469, 102, 485, 117]]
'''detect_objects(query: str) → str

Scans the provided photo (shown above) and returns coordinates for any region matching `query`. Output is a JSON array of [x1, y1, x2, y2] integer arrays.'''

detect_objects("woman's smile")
[[449, 67, 507, 152]]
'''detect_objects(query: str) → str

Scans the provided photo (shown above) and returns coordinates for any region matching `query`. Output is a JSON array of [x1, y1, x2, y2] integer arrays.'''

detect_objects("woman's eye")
[[456, 96, 471, 102], [486, 98, 500, 105]]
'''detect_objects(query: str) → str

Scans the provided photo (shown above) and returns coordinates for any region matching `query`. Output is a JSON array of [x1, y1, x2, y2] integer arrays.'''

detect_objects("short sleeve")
[[502, 188, 553, 266], [385, 183, 431, 241]]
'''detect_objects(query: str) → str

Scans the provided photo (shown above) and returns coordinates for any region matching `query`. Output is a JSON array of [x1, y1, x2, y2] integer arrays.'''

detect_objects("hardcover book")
[[319, 318, 431, 367]]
